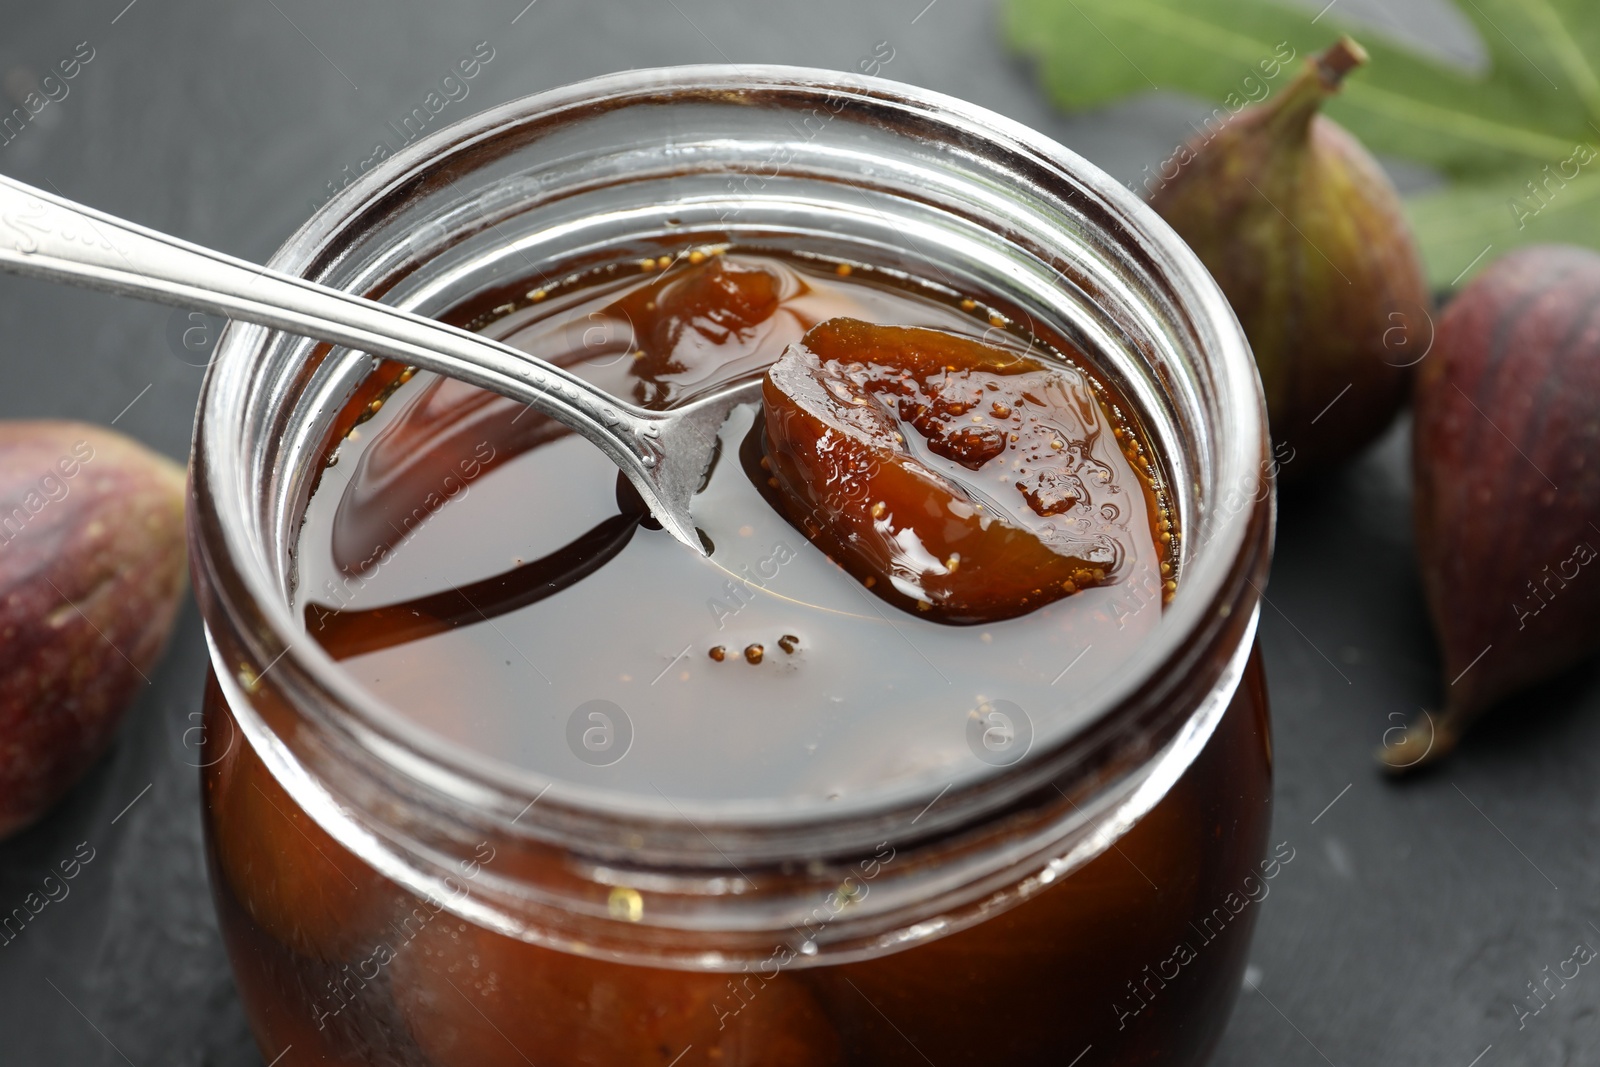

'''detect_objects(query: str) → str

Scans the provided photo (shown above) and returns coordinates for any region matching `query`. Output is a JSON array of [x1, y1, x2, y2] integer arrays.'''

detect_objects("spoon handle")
[[0, 173, 664, 482]]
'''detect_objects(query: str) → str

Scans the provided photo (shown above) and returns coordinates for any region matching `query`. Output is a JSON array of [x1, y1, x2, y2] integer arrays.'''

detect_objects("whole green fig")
[[0, 421, 187, 838], [1149, 37, 1431, 475], [1382, 246, 1600, 771]]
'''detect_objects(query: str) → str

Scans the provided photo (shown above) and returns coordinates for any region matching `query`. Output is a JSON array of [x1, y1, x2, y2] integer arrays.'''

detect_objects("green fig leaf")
[[1408, 161, 1600, 284], [1004, 0, 1600, 284]]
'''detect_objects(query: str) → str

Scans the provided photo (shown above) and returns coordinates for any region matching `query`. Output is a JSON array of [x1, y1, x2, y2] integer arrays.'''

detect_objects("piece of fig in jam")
[[761, 318, 1133, 624], [604, 256, 801, 406]]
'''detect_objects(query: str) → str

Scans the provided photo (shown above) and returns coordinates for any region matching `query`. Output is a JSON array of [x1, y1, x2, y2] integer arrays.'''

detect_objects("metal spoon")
[[0, 173, 754, 554]]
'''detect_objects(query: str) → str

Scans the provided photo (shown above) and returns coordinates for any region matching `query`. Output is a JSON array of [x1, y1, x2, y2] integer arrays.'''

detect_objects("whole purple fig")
[[0, 421, 187, 837], [1382, 246, 1600, 771], [1149, 37, 1431, 476]]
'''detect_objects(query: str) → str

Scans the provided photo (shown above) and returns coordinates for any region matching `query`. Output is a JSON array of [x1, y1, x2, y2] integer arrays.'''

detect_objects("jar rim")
[[192, 64, 1268, 848]]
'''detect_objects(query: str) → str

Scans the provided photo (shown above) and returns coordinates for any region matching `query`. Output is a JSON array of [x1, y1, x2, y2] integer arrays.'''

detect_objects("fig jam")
[[285, 251, 1177, 804], [760, 317, 1154, 623], [202, 247, 1271, 1066]]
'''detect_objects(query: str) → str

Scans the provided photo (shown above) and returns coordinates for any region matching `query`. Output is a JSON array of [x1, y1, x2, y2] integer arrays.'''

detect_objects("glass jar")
[[189, 66, 1274, 1067]]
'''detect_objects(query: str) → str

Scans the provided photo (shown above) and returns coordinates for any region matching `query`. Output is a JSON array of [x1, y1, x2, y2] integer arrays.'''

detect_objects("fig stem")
[[1266, 35, 1369, 139], [1375, 712, 1461, 775], [1314, 36, 1369, 91]]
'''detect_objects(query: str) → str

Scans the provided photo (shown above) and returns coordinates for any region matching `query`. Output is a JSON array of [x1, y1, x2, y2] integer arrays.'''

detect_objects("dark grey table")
[[2, 1, 1595, 1064]]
